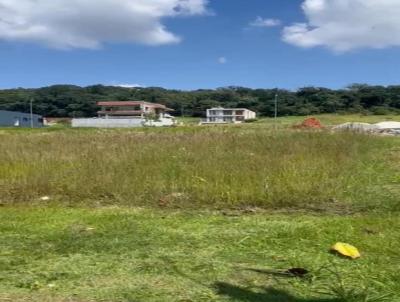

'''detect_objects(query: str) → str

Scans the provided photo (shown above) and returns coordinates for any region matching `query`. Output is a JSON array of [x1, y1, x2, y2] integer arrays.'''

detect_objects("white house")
[[202, 107, 256, 124]]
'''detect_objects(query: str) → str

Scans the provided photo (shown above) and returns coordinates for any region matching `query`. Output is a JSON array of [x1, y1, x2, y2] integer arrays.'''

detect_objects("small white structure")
[[202, 107, 256, 124], [72, 101, 176, 128]]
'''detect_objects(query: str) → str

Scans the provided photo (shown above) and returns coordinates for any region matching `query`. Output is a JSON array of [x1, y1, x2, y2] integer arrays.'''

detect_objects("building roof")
[[97, 110, 143, 116], [0, 110, 42, 117], [208, 107, 255, 112], [97, 101, 173, 111]]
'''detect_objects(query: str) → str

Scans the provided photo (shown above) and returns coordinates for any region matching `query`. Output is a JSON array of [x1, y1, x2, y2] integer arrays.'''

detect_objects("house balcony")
[[207, 114, 245, 118], [98, 110, 144, 116]]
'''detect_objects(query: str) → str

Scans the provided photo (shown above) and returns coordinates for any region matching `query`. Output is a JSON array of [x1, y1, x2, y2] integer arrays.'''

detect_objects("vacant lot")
[[1, 117, 400, 212], [1, 115, 400, 301]]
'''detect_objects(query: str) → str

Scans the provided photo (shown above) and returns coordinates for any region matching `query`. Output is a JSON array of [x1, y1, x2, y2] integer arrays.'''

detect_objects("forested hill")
[[0, 84, 400, 118]]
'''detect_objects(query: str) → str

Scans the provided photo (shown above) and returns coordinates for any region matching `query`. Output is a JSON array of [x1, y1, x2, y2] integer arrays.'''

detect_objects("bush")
[[371, 106, 393, 115], [244, 118, 258, 123]]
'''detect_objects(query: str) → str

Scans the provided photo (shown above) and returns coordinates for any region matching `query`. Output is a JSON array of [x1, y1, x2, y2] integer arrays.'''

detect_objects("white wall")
[[72, 118, 144, 128], [244, 110, 256, 119], [72, 117, 176, 128], [144, 117, 175, 127]]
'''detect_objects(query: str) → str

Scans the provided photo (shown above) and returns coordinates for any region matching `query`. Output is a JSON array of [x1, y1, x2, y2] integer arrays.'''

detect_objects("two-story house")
[[203, 107, 256, 124]]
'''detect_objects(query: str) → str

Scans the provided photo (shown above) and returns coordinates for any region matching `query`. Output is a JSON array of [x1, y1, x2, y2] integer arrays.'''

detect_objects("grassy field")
[[1, 115, 400, 211], [1, 114, 400, 301], [0, 208, 399, 302], [177, 113, 400, 127]]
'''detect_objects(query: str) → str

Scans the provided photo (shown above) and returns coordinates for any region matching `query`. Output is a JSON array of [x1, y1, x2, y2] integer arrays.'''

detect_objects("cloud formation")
[[0, 0, 208, 49], [112, 83, 143, 88], [283, 0, 400, 52], [218, 57, 227, 64], [250, 17, 281, 28]]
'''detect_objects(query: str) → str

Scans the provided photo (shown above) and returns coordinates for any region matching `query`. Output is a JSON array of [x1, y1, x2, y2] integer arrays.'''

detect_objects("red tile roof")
[[97, 110, 143, 115], [98, 101, 145, 107]]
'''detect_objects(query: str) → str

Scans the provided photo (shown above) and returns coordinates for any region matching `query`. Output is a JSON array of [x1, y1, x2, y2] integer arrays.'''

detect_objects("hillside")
[[1, 84, 400, 118]]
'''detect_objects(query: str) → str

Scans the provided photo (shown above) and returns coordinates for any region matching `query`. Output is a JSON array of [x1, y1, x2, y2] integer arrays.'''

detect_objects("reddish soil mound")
[[293, 117, 324, 129]]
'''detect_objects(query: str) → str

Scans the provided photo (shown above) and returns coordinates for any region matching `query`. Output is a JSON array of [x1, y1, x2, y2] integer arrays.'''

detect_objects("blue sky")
[[0, 0, 399, 90]]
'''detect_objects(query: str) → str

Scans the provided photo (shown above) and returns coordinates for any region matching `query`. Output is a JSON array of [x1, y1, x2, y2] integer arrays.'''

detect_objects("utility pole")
[[274, 92, 278, 130], [30, 98, 34, 128]]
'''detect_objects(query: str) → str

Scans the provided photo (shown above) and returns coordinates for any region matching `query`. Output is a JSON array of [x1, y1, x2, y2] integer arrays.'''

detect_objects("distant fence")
[[72, 117, 176, 128]]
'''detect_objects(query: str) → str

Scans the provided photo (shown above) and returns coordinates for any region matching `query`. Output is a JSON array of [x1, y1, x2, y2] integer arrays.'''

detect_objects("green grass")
[[0, 207, 399, 302], [1, 115, 400, 211], [254, 114, 400, 128], [1, 114, 400, 301]]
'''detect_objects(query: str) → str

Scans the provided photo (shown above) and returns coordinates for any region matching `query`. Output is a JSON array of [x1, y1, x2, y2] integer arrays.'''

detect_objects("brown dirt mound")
[[293, 117, 324, 129]]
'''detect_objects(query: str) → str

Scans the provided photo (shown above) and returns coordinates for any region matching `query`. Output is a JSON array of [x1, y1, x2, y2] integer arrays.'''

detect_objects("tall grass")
[[0, 127, 398, 210]]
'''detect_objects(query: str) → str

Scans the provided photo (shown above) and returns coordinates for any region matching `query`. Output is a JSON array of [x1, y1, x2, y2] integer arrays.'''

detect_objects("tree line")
[[0, 84, 399, 118]]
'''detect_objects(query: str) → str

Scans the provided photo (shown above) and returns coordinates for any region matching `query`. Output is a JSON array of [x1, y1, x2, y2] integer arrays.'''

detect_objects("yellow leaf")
[[331, 242, 361, 259]]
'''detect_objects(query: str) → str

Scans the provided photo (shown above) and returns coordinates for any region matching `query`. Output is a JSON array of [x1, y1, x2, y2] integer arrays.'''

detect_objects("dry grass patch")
[[1, 127, 399, 212]]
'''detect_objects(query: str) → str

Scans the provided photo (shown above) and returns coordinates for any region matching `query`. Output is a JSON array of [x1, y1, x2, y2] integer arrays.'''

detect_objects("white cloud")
[[218, 57, 227, 64], [283, 0, 400, 52], [250, 17, 281, 28], [112, 83, 143, 88], [0, 0, 209, 49]]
